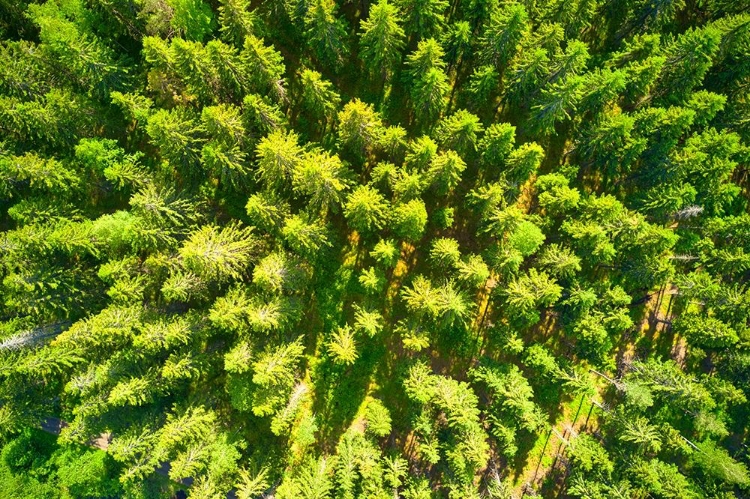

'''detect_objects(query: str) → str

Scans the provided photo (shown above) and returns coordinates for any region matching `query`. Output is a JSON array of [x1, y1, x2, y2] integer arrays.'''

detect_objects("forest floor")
[[511, 281, 681, 497], [510, 392, 600, 497], [39, 416, 110, 451], [38, 417, 196, 498], [629, 284, 681, 369]]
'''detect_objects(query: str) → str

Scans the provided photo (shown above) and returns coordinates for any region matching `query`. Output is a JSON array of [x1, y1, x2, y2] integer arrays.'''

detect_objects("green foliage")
[[299, 69, 341, 125], [507, 220, 545, 256], [217, 0, 257, 46], [146, 108, 204, 170], [430, 237, 461, 267], [282, 214, 331, 256], [392, 199, 428, 242], [436, 110, 484, 155], [427, 150, 467, 195], [0, 429, 123, 499], [168, 0, 215, 41], [1, 2, 748, 498], [242, 94, 286, 136], [180, 222, 258, 282], [277, 456, 332, 499], [304, 0, 349, 71], [249, 339, 305, 416], [327, 325, 358, 365], [370, 239, 400, 268], [364, 398, 392, 437], [241, 35, 286, 101], [480, 122, 516, 169], [359, 0, 405, 80], [343, 185, 389, 233], [675, 313, 739, 349], [693, 440, 750, 489], [479, 3, 529, 70], [255, 129, 304, 188], [54, 446, 122, 497], [338, 99, 384, 156], [293, 149, 352, 213]]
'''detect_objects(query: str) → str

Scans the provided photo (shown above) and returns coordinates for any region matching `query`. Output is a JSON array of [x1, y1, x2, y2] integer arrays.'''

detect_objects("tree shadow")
[[311, 340, 381, 453]]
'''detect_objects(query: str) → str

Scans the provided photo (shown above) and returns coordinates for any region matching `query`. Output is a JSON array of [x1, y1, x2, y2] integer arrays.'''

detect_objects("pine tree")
[[304, 0, 349, 71], [298, 69, 341, 131], [253, 251, 307, 294], [654, 25, 721, 104], [353, 305, 384, 337], [282, 214, 331, 256], [27, 2, 129, 100], [404, 38, 447, 81], [505, 142, 544, 183], [503, 47, 550, 108], [402, 275, 441, 319], [236, 466, 270, 499], [337, 99, 385, 156], [201, 103, 251, 187], [619, 417, 662, 454], [442, 21, 472, 72], [327, 325, 358, 365], [146, 108, 205, 173], [529, 76, 584, 135], [281, 456, 332, 499], [456, 254, 490, 288], [392, 199, 429, 242], [179, 222, 258, 282], [430, 237, 462, 268], [436, 280, 473, 327], [435, 110, 484, 155], [410, 68, 449, 128], [479, 3, 529, 70], [693, 440, 750, 489], [293, 150, 352, 213], [427, 150, 466, 195], [370, 239, 401, 268], [241, 35, 286, 101], [343, 185, 390, 233], [242, 94, 288, 136], [250, 339, 305, 417], [505, 268, 562, 324], [537, 244, 581, 278], [169, 0, 216, 41], [218, 0, 257, 46], [395, 0, 448, 39], [359, 266, 385, 294], [255, 129, 304, 188], [359, 0, 406, 82], [0, 153, 79, 197]]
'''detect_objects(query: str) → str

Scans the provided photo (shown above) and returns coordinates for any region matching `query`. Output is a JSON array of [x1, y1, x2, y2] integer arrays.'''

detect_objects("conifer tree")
[[180, 222, 258, 282], [241, 35, 286, 101], [1, 2, 749, 498], [217, 0, 257, 46], [327, 325, 358, 365], [293, 149, 352, 213], [304, 0, 349, 71], [343, 185, 390, 233], [479, 3, 529, 71], [395, 0, 448, 39], [255, 129, 304, 188], [359, 0, 406, 82], [337, 99, 385, 157], [298, 69, 341, 132]]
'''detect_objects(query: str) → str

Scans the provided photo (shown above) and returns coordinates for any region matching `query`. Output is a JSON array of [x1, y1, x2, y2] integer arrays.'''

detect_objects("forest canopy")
[[0, 0, 749, 498]]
